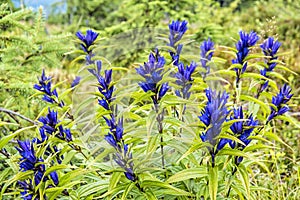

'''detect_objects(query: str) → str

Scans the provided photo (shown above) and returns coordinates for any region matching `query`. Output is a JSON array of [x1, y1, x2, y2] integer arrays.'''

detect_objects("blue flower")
[[103, 116, 123, 145], [168, 20, 188, 65], [200, 38, 215, 79], [232, 31, 259, 83], [18, 181, 34, 200], [136, 50, 169, 104], [259, 37, 281, 92], [38, 108, 73, 142], [216, 107, 259, 164], [114, 145, 137, 182], [104, 117, 137, 182], [16, 140, 47, 185], [260, 37, 281, 59], [105, 133, 119, 150], [16, 140, 37, 171], [88, 61, 114, 109], [50, 171, 59, 185], [169, 20, 188, 47], [34, 70, 63, 106], [76, 30, 99, 53], [71, 76, 81, 88], [175, 62, 197, 99], [268, 84, 293, 121], [199, 89, 229, 164]]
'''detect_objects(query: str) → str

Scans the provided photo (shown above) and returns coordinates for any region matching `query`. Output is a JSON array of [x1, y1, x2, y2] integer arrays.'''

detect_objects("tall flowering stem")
[[232, 31, 259, 86], [267, 84, 293, 122], [168, 20, 188, 65], [136, 49, 169, 169], [257, 37, 281, 98], [198, 89, 229, 167], [88, 60, 140, 185], [76, 29, 99, 65], [200, 38, 215, 80]]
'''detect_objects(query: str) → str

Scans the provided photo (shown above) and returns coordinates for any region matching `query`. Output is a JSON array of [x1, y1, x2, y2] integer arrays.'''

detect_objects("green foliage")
[[1, 1, 300, 199], [0, 3, 72, 125]]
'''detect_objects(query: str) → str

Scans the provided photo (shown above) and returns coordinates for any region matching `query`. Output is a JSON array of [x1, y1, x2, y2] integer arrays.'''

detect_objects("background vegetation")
[[0, 0, 299, 199]]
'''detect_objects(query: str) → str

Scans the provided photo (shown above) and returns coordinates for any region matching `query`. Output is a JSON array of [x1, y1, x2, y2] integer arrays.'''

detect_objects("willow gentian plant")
[[136, 49, 169, 169], [199, 89, 229, 167]]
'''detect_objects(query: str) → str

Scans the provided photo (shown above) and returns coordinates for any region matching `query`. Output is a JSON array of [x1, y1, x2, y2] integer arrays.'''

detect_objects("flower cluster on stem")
[[200, 38, 215, 80], [198, 89, 229, 167], [33, 69, 64, 107], [267, 84, 293, 122], [136, 49, 169, 105], [218, 106, 259, 164], [174, 62, 197, 99], [168, 20, 188, 65], [76, 30, 99, 65], [257, 37, 281, 97], [136, 49, 169, 169], [88, 59, 137, 182], [232, 31, 259, 84], [16, 140, 59, 199]]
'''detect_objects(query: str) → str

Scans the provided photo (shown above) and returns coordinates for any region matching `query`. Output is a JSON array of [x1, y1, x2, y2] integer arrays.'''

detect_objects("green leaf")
[[244, 53, 265, 61], [240, 72, 267, 80], [218, 148, 248, 158], [268, 71, 289, 82], [77, 180, 109, 198], [0, 125, 35, 149], [276, 65, 298, 75], [108, 172, 122, 191], [44, 164, 68, 177], [95, 185, 126, 199], [143, 190, 157, 200], [0, 121, 19, 127], [141, 180, 193, 196], [240, 94, 269, 115], [121, 182, 135, 200], [264, 132, 293, 151], [237, 164, 250, 199], [146, 110, 156, 137], [176, 142, 208, 164], [166, 167, 207, 183], [211, 69, 236, 77], [46, 181, 82, 200], [208, 165, 218, 200], [146, 134, 159, 155], [276, 115, 300, 128]]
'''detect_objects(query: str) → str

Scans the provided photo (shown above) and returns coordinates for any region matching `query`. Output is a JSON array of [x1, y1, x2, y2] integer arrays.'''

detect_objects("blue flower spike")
[[200, 38, 215, 79], [87, 58, 137, 182], [38, 108, 73, 142], [75, 29, 99, 53], [168, 20, 188, 65], [175, 61, 197, 99], [136, 49, 169, 104], [34, 69, 64, 106], [216, 106, 259, 164], [198, 89, 229, 166], [268, 84, 293, 122], [258, 37, 281, 94], [232, 31, 259, 83]]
